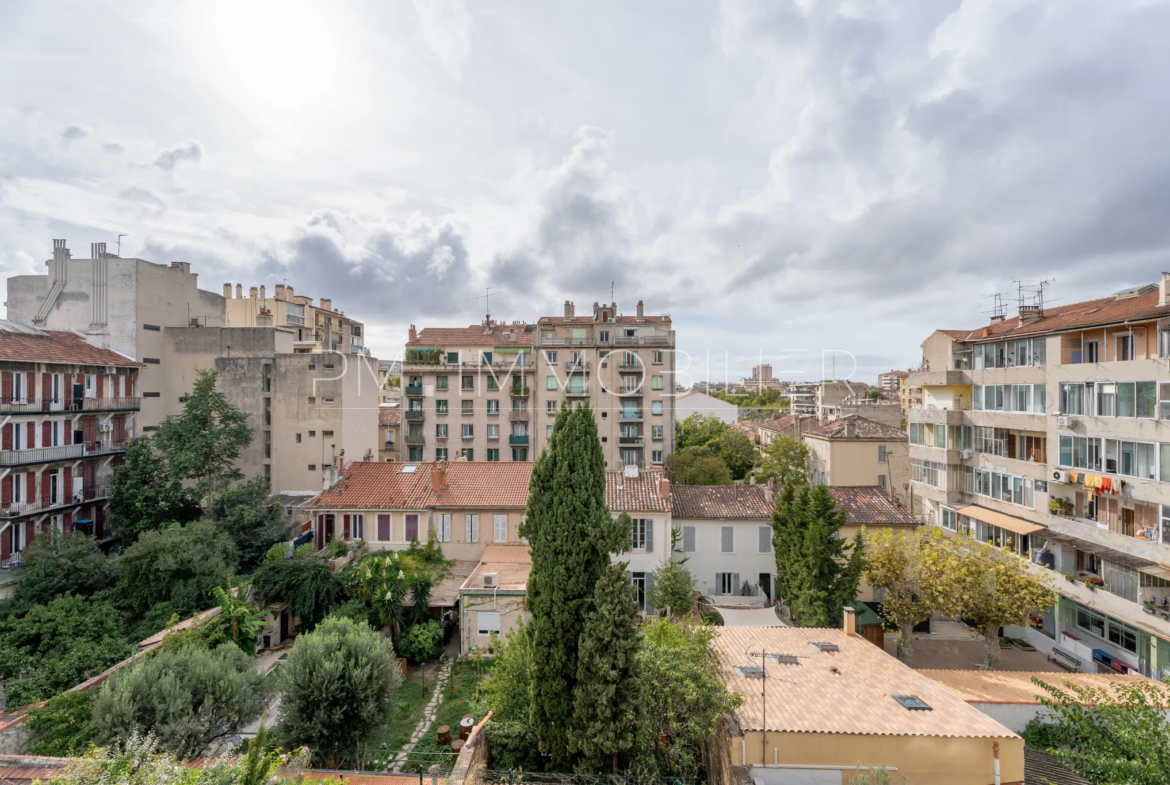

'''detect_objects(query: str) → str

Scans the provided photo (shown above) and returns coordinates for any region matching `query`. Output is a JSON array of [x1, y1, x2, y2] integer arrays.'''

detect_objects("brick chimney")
[[564, 301, 574, 319], [432, 462, 448, 492], [286, 285, 295, 302], [409, 324, 417, 342], [658, 476, 670, 500], [223, 283, 232, 298], [843, 607, 856, 636], [763, 479, 774, 505], [1161, 272, 1170, 307], [321, 298, 332, 312], [636, 300, 644, 319]]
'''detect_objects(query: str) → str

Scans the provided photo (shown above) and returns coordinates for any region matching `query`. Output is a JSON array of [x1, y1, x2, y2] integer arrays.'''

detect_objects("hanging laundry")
[[1069, 471, 1080, 484], [1100, 477, 1112, 494]]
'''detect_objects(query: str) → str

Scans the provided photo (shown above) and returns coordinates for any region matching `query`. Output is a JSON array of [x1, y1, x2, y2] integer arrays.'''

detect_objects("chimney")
[[286, 285, 295, 302], [91, 242, 106, 259], [636, 300, 644, 319], [259, 285, 267, 301], [275, 284, 285, 300], [658, 476, 670, 500], [432, 462, 448, 492], [564, 301, 573, 319], [249, 286, 258, 299], [843, 607, 856, 637], [409, 324, 417, 342], [763, 479, 774, 505], [321, 298, 332, 312], [236, 284, 243, 299], [223, 283, 232, 298], [1161, 272, 1170, 307]]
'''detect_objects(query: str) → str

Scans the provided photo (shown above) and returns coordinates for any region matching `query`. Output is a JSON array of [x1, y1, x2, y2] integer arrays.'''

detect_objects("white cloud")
[[411, 0, 472, 78]]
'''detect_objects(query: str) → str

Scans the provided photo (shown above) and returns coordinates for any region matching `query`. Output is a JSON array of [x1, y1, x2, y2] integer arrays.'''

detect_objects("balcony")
[[566, 388, 590, 398], [404, 434, 426, 447], [620, 410, 643, 421], [510, 386, 531, 397], [911, 406, 969, 426], [566, 360, 590, 373], [405, 385, 424, 397], [909, 369, 970, 387], [0, 482, 113, 519], [0, 443, 87, 467], [614, 334, 673, 347], [405, 410, 425, 422], [509, 410, 530, 422], [619, 436, 643, 446], [0, 397, 141, 414], [618, 388, 643, 397], [509, 435, 529, 446]]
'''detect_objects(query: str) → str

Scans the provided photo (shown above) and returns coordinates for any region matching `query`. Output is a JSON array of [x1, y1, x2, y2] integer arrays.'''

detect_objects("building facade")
[[879, 370, 909, 391], [907, 277, 1170, 678], [223, 283, 368, 356], [379, 406, 400, 462], [802, 415, 910, 505], [0, 323, 140, 558], [674, 391, 738, 425]]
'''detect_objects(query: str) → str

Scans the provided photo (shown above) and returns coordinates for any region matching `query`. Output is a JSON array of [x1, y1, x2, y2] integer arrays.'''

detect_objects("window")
[[878, 445, 887, 463], [143, 323, 161, 331], [652, 350, 663, 364], [295, 433, 302, 443], [598, 331, 609, 343], [487, 399, 499, 414], [651, 450, 663, 463], [487, 448, 499, 461], [462, 400, 474, 415], [720, 526, 734, 553], [1060, 383, 1087, 415], [679, 525, 696, 553], [487, 423, 499, 438], [465, 514, 479, 542], [462, 424, 474, 438], [308, 464, 317, 471], [351, 514, 364, 540], [1117, 334, 1134, 361], [142, 391, 161, 398], [651, 375, 663, 390], [436, 423, 448, 438], [436, 376, 449, 390], [651, 401, 663, 415], [511, 447, 528, 460], [715, 573, 739, 596], [446, 352, 459, 364], [1138, 382, 1157, 418], [477, 611, 501, 636], [438, 514, 452, 542], [462, 448, 474, 460], [758, 526, 773, 553], [435, 448, 448, 461], [487, 376, 499, 391], [652, 425, 664, 440], [546, 375, 558, 390], [941, 507, 957, 531], [631, 518, 648, 550], [546, 400, 557, 414], [462, 375, 474, 390], [409, 447, 424, 461], [142, 357, 161, 365], [494, 514, 508, 542], [545, 351, 558, 365], [482, 351, 493, 365], [546, 425, 554, 439], [437, 399, 448, 414], [878, 474, 887, 488]]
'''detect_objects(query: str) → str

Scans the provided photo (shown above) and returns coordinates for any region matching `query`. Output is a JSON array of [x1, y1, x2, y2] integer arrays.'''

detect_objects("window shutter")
[[42, 421, 51, 447], [377, 514, 390, 542], [714, 573, 723, 596], [343, 514, 350, 539], [721, 526, 734, 553], [494, 514, 507, 542], [316, 515, 324, 549], [42, 373, 51, 407], [645, 519, 653, 552], [41, 471, 50, 507], [63, 466, 71, 503], [1, 372, 10, 402], [645, 573, 655, 615], [2, 475, 10, 507], [732, 573, 741, 595], [27, 472, 34, 503], [683, 525, 696, 553], [759, 526, 772, 553], [2, 424, 10, 451]]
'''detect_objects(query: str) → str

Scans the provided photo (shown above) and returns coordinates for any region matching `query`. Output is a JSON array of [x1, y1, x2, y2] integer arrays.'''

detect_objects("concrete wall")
[[460, 591, 527, 656], [673, 517, 776, 600], [677, 392, 738, 424], [804, 437, 909, 506]]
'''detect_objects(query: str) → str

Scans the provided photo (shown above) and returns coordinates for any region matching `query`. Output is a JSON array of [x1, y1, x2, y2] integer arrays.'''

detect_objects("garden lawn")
[[363, 665, 431, 767], [402, 660, 492, 773]]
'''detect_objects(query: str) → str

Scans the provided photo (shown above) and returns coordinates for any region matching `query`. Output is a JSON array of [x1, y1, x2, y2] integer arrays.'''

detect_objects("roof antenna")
[[610, 280, 615, 304], [116, 233, 128, 257], [477, 286, 498, 325]]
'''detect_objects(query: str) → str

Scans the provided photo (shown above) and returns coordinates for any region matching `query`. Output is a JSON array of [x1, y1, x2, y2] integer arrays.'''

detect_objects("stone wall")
[[448, 713, 491, 785]]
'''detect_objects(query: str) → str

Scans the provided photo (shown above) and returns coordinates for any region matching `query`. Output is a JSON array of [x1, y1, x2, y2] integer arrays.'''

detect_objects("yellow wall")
[[736, 730, 1024, 785]]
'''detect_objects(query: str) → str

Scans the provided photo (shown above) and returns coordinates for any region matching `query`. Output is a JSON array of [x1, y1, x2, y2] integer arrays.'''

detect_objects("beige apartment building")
[[163, 325, 379, 492], [534, 300, 675, 470], [402, 321, 535, 463], [224, 283, 368, 356], [379, 406, 401, 462], [802, 415, 909, 505], [907, 276, 1170, 679]]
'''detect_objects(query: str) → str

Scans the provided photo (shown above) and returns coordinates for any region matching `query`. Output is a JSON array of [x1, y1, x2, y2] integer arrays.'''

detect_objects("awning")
[[707, 605, 786, 627], [1039, 528, 1166, 573], [957, 505, 1044, 536]]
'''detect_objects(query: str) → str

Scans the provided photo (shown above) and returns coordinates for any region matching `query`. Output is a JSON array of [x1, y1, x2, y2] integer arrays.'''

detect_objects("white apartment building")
[[907, 277, 1170, 679]]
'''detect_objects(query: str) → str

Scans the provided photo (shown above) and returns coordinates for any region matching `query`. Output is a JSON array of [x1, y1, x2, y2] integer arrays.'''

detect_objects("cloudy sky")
[[2, 0, 1169, 382]]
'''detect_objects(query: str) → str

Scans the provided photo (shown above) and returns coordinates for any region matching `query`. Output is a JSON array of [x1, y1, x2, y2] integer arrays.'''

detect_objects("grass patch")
[[361, 663, 439, 767], [402, 660, 493, 773]]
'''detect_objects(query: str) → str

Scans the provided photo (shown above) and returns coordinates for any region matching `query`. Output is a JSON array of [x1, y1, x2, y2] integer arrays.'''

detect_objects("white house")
[[675, 391, 738, 425]]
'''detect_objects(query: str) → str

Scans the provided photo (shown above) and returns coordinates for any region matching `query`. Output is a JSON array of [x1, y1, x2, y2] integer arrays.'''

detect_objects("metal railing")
[[404, 435, 426, 447], [0, 397, 140, 414], [619, 436, 643, 445], [0, 444, 86, 466], [404, 385, 424, 396], [509, 435, 529, 446], [405, 410, 425, 422], [510, 386, 531, 396], [0, 482, 112, 518], [566, 360, 590, 372], [620, 410, 643, 420], [509, 410, 529, 422], [614, 334, 673, 346]]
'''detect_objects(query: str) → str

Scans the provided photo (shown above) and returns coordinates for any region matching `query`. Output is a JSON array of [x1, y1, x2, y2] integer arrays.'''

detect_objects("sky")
[[2, 0, 1169, 383]]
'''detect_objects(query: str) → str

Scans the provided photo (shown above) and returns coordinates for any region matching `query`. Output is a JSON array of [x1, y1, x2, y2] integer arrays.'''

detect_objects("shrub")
[[25, 691, 95, 756], [115, 520, 238, 621], [396, 621, 443, 663], [252, 551, 346, 631]]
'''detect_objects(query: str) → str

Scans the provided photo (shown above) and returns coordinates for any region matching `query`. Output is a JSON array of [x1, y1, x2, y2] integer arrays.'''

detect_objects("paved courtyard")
[[882, 617, 1067, 672]]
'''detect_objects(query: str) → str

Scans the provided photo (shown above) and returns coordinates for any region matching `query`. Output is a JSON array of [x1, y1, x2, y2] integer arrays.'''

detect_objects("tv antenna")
[[981, 291, 1008, 319], [477, 286, 499, 322], [116, 233, 128, 257], [610, 280, 615, 303], [1011, 278, 1054, 312]]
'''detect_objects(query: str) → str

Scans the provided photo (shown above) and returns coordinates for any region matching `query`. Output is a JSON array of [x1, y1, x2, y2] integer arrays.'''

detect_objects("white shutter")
[[494, 514, 507, 542], [682, 525, 696, 553], [440, 514, 451, 542], [759, 526, 772, 553], [471, 514, 479, 542], [714, 573, 724, 597], [721, 526, 734, 553]]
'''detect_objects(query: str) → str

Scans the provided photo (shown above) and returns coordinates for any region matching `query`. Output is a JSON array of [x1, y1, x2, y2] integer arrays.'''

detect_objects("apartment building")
[[163, 326, 379, 492], [224, 283, 368, 356], [0, 323, 140, 557], [403, 321, 535, 464], [907, 277, 1170, 679], [803, 415, 909, 505], [878, 370, 909, 391], [534, 300, 676, 470], [379, 406, 400, 462], [674, 390, 737, 425], [6, 240, 226, 429]]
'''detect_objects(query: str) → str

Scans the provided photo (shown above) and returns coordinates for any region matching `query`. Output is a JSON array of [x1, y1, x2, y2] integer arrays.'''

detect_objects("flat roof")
[[461, 544, 532, 592]]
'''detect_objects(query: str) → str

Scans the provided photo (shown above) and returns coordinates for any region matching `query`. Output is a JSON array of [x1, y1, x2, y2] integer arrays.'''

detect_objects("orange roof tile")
[[606, 468, 670, 512], [803, 415, 906, 441], [407, 324, 534, 348], [713, 627, 1018, 738], [431, 461, 533, 508], [920, 670, 1170, 706], [0, 329, 140, 367], [672, 485, 773, 519], [308, 460, 533, 510], [378, 407, 400, 427], [827, 487, 918, 526], [961, 283, 1170, 343]]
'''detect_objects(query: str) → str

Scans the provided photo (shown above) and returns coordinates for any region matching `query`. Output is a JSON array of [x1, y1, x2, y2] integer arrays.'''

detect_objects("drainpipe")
[[993, 740, 1001, 785]]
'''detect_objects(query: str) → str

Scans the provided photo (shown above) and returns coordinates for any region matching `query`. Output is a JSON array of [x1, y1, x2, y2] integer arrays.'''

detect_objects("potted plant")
[[1048, 498, 1063, 514]]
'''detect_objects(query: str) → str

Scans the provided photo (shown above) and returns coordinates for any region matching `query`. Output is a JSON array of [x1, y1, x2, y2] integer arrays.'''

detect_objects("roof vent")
[[809, 641, 840, 653], [734, 665, 764, 679], [892, 694, 932, 711], [767, 654, 800, 665]]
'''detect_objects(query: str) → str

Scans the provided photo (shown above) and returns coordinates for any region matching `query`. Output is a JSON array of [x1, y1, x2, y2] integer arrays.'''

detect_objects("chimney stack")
[[843, 607, 856, 637], [223, 283, 232, 298], [409, 324, 417, 342], [658, 476, 670, 500], [321, 298, 332, 312], [236, 284, 243, 299], [91, 242, 106, 259], [1161, 272, 1170, 307], [259, 285, 266, 301], [286, 285, 295, 302], [249, 286, 258, 299], [275, 284, 285, 300], [636, 300, 644, 319], [763, 479, 774, 505], [432, 462, 448, 492], [564, 301, 574, 319]]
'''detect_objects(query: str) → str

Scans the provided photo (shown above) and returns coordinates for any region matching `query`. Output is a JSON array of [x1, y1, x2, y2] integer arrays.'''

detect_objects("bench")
[[1047, 646, 1081, 672]]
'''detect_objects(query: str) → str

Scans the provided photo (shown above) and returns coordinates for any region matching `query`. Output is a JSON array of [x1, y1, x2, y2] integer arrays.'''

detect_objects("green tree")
[[1024, 676, 1170, 784], [520, 403, 627, 767], [108, 439, 202, 549], [396, 620, 443, 663], [92, 643, 264, 759], [205, 478, 290, 573], [754, 435, 809, 486], [648, 528, 699, 616], [252, 550, 346, 632], [772, 484, 864, 628], [666, 446, 733, 485], [710, 428, 757, 481], [207, 586, 267, 653], [153, 369, 252, 494], [675, 413, 729, 451], [0, 595, 132, 708], [277, 616, 401, 767], [116, 520, 238, 622], [674, 414, 757, 480], [633, 619, 741, 777], [5, 529, 117, 612], [24, 690, 95, 756], [571, 563, 642, 773]]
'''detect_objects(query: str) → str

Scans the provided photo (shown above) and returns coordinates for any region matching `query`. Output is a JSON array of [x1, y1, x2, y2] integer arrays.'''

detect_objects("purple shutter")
[[377, 514, 390, 542], [405, 514, 419, 542]]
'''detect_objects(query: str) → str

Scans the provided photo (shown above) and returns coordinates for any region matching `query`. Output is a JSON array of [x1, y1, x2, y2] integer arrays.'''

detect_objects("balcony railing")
[[566, 360, 590, 373], [0, 443, 86, 466], [0, 482, 112, 518], [566, 388, 590, 397], [509, 410, 530, 422], [77, 397, 140, 412], [405, 410, 425, 422], [509, 435, 529, 446], [620, 410, 643, 420], [405, 385, 424, 397], [0, 397, 141, 414], [618, 387, 643, 396], [619, 436, 643, 446], [404, 435, 426, 447], [614, 334, 672, 347], [510, 386, 531, 397]]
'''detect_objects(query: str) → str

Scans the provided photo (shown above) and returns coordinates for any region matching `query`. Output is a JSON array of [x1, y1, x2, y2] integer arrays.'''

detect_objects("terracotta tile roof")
[[605, 468, 670, 512], [672, 485, 773, 519], [308, 460, 532, 510], [407, 324, 533, 348], [920, 670, 1170, 706], [712, 627, 1018, 738], [536, 315, 671, 324], [378, 407, 400, 427], [959, 283, 1170, 343], [827, 487, 918, 527], [462, 544, 532, 591], [935, 329, 975, 341], [1023, 746, 1092, 785], [803, 415, 906, 441], [751, 415, 798, 432], [0, 329, 139, 367]]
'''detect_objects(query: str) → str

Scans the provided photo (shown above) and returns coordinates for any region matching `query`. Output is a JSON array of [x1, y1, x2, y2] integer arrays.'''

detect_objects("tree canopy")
[[4, 530, 118, 614], [674, 414, 756, 481], [666, 446, 733, 485], [205, 478, 290, 573], [108, 439, 202, 549], [153, 369, 252, 494], [753, 435, 809, 486], [253, 548, 346, 632], [648, 528, 699, 616]]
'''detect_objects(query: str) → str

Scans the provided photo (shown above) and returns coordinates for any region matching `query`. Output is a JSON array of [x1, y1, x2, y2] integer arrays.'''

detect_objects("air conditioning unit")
[[99, 422, 113, 432], [1052, 469, 1070, 483], [483, 573, 497, 588], [1057, 416, 1072, 427], [959, 449, 973, 459]]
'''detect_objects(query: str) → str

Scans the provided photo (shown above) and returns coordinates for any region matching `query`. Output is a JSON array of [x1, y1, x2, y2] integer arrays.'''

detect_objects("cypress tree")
[[571, 562, 642, 774], [520, 403, 624, 768]]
